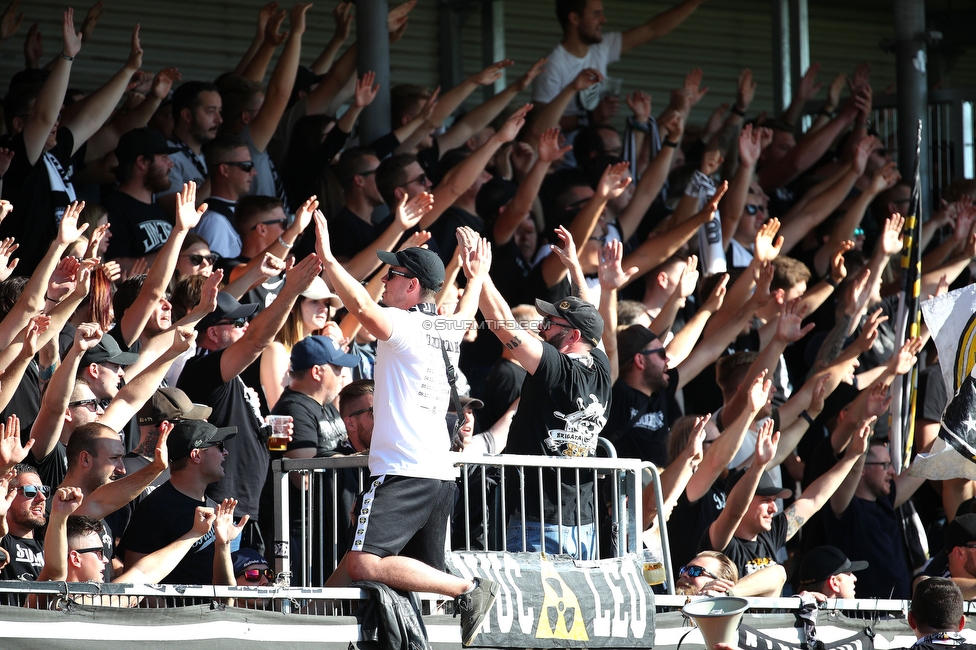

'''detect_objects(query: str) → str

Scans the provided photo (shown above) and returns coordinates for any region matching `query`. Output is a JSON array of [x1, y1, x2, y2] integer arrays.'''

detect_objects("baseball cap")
[[232, 548, 270, 577], [81, 335, 140, 367], [535, 296, 604, 348], [196, 292, 259, 331], [137, 387, 212, 426], [300, 276, 342, 308], [798, 545, 869, 586], [727, 469, 793, 500], [616, 324, 660, 364], [944, 514, 976, 551], [290, 335, 359, 372], [115, 127, 179, 165], [167, 419, 237, 461], [449, 396, 484, 413], [376, 247, 445, 292]]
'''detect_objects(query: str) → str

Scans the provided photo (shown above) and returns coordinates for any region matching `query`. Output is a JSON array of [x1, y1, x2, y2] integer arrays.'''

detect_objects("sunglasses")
[[853, 228, 865, 237], [11, 485, 50, 498], [215, 317, 247, 328], [864, 461, 892, 470], [398, 172, 428, 188], [68, 398, 100, 412], [73, 546, 105, 560], [358, 169, 377, 177], [251, 218, 288, 230], [204, 441, 227, 453], [242, 568, 275, 583], [385, 268, 415, 282], [183, 253, 216, 266], [679, 565, 718, 580], [541, 316, 573, 331], [744, 204, 765, 215], [345, 407, 373, 418], [639, 347, 667, 359], [220, 160, 255, 172]]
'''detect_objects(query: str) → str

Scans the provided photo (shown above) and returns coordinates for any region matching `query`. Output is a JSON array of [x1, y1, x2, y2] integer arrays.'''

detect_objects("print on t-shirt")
[[546, 394, 607, 457]]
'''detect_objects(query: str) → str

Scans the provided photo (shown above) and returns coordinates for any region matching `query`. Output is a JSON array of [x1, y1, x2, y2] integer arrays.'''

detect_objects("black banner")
[[447, 551, 654, 648], [739, 624, 874, 650]]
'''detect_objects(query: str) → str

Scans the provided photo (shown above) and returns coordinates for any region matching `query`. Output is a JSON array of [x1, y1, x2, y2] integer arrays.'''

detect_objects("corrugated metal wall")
[[0, 0, 970, 128]]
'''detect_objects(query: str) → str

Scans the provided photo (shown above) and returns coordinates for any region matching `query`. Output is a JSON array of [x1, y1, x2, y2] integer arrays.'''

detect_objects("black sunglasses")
[[679, 565, 718, 580], [251, 218, 288, 230], [205, 441, 227, 452], [345, 407, 373, 418], [541, 316, 573, 330], [12, 485, 50, 498], [220, 160, 255, 172], [385, 268, 414, 282], [744, 204, 765, 215], [864, 461, 892, 470], [215, 317, 247, 328], [398, 172, 427, 188], [73, 546, 105, 560], [68, 398, 100, 412], [638, 347, 667, 359], [182, 253, 216, 266], [243, 568, 275, 583]]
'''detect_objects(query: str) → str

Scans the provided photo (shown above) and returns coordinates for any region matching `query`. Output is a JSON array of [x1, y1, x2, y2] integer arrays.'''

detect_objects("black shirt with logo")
[[602, 369, 680, 466], [103, 190, 174, 259]]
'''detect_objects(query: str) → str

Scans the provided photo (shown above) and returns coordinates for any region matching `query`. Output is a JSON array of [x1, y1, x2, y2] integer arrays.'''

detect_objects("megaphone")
[[681, 596, 750, 648]]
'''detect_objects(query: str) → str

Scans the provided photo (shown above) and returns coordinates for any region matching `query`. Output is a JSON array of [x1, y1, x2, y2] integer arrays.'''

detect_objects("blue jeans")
[[505, 516, 596, 560]]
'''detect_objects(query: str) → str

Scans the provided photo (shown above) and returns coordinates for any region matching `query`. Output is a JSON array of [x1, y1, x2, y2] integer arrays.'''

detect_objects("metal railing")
[[272, 450, 675, 593]]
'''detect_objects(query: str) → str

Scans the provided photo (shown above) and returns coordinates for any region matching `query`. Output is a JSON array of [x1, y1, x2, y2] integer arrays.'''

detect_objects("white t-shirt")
[[162, 144, 207, 198], [369, 306, 465, 481], [532, 32, 622, 118]]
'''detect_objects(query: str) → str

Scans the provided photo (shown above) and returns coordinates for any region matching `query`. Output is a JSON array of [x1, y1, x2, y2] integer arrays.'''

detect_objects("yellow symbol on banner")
[[535, 556, 589, 640], [954, 312, 976, 394]]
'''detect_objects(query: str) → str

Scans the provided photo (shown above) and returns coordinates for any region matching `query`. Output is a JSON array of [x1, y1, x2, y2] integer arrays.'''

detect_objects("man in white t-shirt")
[[533, 0, 706, 131], [314, 214, 499, 646]]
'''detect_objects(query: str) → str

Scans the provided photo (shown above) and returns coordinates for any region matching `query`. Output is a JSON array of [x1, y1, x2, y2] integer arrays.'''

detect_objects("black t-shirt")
[[329, 206, 393, 262], [603, 370, 680, 466], [479, 358, 526, 433], [272, 387, 346, 456], [0, 534, 43, 581], [0, 128, 79, 271], [919, 362, 949, 422], [428, 207, 484, 266], [488, 238, 533, 308], [106, 453, 170, 549], [103, 190, 174, 259], [822, 486, 912, 599], [667, 475, 730, 575], [505, 344, 611, 524], [26, 443, 67, 494], [2, 359, 40, 436], [121, 481, 218, 584], [177, 349, 268, 520], [703, 510, 788, 577]]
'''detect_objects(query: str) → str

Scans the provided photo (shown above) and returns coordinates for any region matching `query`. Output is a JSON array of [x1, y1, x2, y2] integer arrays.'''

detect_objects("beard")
[[145, 163, 172, 194], [642, 363, 669, 394], [545, 328, 573, 350]]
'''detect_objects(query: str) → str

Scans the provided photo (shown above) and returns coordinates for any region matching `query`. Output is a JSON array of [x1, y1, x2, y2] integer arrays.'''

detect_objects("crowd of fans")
[[0, 0, 972, 616]]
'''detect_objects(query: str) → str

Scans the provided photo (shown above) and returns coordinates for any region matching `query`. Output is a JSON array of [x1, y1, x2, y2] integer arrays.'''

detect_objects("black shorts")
[[350, 475, 456, 571]]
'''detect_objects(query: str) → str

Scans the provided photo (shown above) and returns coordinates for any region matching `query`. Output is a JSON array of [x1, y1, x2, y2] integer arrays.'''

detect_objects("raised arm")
[[239, 6, 285, 83], [248, 3, 309, 152], [343, 193, 433, 281], [494, 128, 567, 245], [479, 276, 547, 375], [36, 486, 84, 582], [529, 68, 602, 139], [620, 0, 705, 55], [720, 125, 764, 249], [453, 227, 491, 323], [665, 273, 726, 366], [233, 2, 277, 79]]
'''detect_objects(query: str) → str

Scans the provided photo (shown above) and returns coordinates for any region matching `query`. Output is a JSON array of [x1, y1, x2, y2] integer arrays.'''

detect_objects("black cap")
[[115, 127, 180, 165], [535, 296, 604, 347], [475, 177, 518, 222], [232, 548, 270, 577], [167, 419, 237, 462], [616, 324, 659, 364], [81, 335, 140, 367], [798, 545, 869, 586], [727, 469, 793, 500], [376, 247, 445, 292], [196, 292, 259, 331], [944, 514, 976, 551], [290, 335, 360, 371], [138, 387, 212, 426]]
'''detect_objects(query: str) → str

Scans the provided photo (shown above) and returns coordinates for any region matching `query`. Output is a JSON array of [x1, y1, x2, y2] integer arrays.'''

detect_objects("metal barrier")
[[272, 451, 675, 593]]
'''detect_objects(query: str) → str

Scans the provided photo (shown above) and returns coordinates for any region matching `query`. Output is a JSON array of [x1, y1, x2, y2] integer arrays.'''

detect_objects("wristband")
[[823, 275, 838, 288], [45, 293, 62, 303], [627, 116, 651, 133], [278, 234, 293, 249], [800, 410, 815, 426], [731, 106, 746, 117], [59, 52, 74, 62], [663, 139, 679, 148]]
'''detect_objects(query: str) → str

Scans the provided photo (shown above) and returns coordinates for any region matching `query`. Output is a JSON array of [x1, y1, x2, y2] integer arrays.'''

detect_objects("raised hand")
[[259, 252, 286, 278], [332, 1, 352, 41], [509, 141, 535, 177], [175, 181, 207, 231], [0, 414, 30, 471], [695, 181, 728, 222], [796, 63, 822, 102], [841, 267, 871, 317], [152, 420, 172, 470], [48, 256, 80, 301], [597, 239, 638, 291], [829, 240, 854, 285], [595, 161, 632, 200], [85, 222, 110, 259], [537, 128, 571, 164], [825, 73, 846, 111], [755, 419, 780, 467], [289, 3, 312, 37], [150, 67, 181, 100], [51, 486, 84, 517], [753, 217, 783, 263], [191, 506, 216, 537], [496, 103, 532, 143], [80, 0, 104, 43], [57, 201, 89, 246], [171, 325, 196, 355], [702, 274, 728, 312], [214, 498, 248, 545], [700, 150, 723, 176], [571, 68, 602, 92], [197, 269, 223, 315], [853, 135, 876, 175], [61, 8, 82, 59], [0, 238, 19, 281], [869, 161, 900, 194], [124, 24, 143, 72], [312, 209, 333, 263], [548, 225, 580, 270], [736, 68, 757, 111], [776, 298, 815, 343], [865, 381, 892, 419], [74, 321, 103, 351], [747, 370, 773, 414], [677, 255, 699, 299], [264, 8, 288, 46], [387, 0, 416, 33], [684, 414, 709, 471], [749, 261, 775, 309], [881, 213, 905, 257], [256, 2, 279, 39], [738, 124, 762, 168], [626, 90, 651, 124], [395, 191, 434, 229], [515, 57, 546, 92], [0, 0, 23, 43], [398, 229, 431, 252], [284, 253, 323, 295], [845, 416, 874, 459], [854, 307, 887, 353], [21, 314, 48, 359], [457, 227, 491, 281], [808, 374, 829, 417], [703, 103, 729, 136], [472, 58, 513, 86], [354, 71, 379, 108], [0, 199, 12, 224], [889, 336, 922, 376]]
